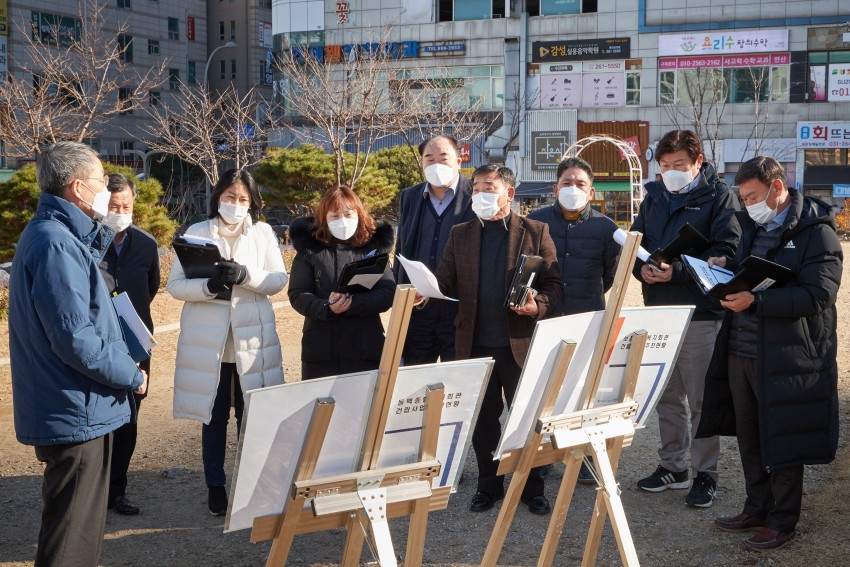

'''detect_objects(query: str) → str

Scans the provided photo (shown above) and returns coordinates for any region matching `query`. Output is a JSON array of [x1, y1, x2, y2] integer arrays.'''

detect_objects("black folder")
[[118, 316, 151, 363], [647, 223, 711, 268], [335, 253, 389, 293], [172, 238, 224, 279], [504, 254, 544, 308], [683, 255, 795, 299]]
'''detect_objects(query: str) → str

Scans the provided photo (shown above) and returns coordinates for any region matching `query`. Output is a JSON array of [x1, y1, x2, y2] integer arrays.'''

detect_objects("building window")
[[118, 87, 133, 115], [658, 54, 790, 106], [229, 20, 236, 41], [149, 91, 161, 106], [118, 0, 131, 8], [168, 17, 179, 41], [168, 68, 180, 90], [626, 71, 640, 106], [220, 60, 226, 80], [121, 140, 135, 151], [231, 59, 237, 80], [188, 61, 196, 85], [148, 39, 159, 55], [219, 21, 225, 41], [117, 34, 133, 62], [31, 11, 82, 47]]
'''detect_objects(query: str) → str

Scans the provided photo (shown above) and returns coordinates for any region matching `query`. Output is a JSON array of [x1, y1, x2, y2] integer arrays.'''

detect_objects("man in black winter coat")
[[630, 130, 740, 509], [528, 156, 619, 316], [698, 156, 842, 551], [98, 173, 160, 515]]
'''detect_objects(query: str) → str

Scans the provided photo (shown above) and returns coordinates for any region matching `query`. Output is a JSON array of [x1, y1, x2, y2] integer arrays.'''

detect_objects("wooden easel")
[[249, 285, 454, 566], [481, 231, 650, 567]]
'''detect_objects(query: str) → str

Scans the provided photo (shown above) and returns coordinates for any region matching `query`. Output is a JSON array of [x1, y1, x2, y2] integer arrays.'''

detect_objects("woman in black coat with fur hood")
[[288, 185, 396, 379]]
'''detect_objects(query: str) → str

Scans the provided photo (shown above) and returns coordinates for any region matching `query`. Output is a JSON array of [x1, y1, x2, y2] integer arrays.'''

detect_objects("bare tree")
[[141, 82, 267, 217], [740, 65, 791, 160], [0, 0, 165, 158], [274, 28, 500, 189], [663, 67, 727, 165]]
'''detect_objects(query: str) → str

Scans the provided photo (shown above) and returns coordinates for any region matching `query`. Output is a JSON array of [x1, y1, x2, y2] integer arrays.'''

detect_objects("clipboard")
[[682, 254, 795, 299], [647, 223, 710, 268], [504, 254, 543, 308], [173, 237, 223, 279], [112, 292, 156, 363], [335, 253, 389, 293]]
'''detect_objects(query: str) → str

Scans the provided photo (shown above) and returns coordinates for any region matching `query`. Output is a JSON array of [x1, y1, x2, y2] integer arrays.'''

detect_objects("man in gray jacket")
[[10, 142, 147, 566]]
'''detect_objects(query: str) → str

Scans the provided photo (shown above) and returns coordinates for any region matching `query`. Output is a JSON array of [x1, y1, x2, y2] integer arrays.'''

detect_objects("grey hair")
[[107, 172, 137, 198], [472, 163, 516, 187], [36, 141, 101, 196]]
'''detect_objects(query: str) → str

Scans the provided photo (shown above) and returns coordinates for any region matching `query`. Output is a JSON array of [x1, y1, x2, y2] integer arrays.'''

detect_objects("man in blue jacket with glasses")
[[9, 142, 147, 567]]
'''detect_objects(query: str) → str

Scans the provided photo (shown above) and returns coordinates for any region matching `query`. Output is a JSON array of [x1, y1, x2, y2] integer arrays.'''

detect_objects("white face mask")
[[472, 191, 504, 220], [557, 185, 588, 211], [83, 186, 111, 221], [218, 202, 250, 225], [661, 169, 695, 193], [103, 212, 132, 233], [424, 163, 456, 188], [328, 216, 359, 241], [746, 185, 777, 225]]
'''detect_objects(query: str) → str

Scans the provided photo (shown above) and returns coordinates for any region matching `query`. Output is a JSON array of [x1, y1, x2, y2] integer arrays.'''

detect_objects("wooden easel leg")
[[537, 451, 584, 567], [341, 512, 367, 567], [266, 498, 304, 567], [480, 447, 534, 567], [581, 433, 638, 567]]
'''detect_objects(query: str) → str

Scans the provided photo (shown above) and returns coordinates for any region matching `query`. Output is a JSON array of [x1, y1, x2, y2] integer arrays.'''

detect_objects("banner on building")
[[658, 29, 788, 57], [531, 131, 570, 171], [796, 121, 850, 149], [532, 37, 630, 63], [0, 0, 7, 35], [828, 64, 850, 102]]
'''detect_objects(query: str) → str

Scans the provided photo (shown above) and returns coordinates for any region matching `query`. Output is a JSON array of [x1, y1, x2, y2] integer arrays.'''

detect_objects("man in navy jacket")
[[394, 135, 475, 364], [10, 142, 146, 567], [99, 173, 160, 516]]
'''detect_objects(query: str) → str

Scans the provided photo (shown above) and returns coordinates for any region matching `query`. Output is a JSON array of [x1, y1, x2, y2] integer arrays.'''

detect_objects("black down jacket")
[[288, 217, 396, 379], [630, 163, 741, 320], [696, 191, 843, 471]]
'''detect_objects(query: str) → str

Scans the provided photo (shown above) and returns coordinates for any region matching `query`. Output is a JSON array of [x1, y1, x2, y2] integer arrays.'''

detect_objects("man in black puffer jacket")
[[528, 156, 620, 317], [697, 156, 842, 551], [630, 130, 740, 509]]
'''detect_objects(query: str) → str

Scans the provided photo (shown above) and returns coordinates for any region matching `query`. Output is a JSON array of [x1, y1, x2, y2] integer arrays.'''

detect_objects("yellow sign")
[[0, 0, 7, 36], [539, 46, 549, 58]]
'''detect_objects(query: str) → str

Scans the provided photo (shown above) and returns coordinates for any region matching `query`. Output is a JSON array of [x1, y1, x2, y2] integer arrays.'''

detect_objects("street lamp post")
[[203, 41, 237, 207]]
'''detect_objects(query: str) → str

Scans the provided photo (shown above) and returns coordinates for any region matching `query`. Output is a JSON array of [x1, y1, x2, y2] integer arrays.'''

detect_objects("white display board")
[[496, 306, 694, 458], [226, 359, 493, 533], [376, 359, 493, 490], [226, 371, 378, 532]]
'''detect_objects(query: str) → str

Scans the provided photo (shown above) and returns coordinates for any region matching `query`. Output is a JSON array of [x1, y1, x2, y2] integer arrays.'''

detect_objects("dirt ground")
[[1, 245, 849, 567]]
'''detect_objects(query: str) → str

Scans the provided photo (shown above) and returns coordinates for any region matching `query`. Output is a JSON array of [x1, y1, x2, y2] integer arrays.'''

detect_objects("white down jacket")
[[167, 218, 288, 423]]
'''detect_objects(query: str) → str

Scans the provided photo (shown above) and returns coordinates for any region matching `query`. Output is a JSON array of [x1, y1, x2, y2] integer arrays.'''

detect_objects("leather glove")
[[216, 260, 248, 286], [206, 270, 230, 294]]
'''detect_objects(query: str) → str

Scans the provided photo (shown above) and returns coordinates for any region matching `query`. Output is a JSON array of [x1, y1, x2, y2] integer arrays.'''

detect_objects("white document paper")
[[111, 292, 157, 348], [179, 234, 218, 247], [348, 273, 383, 290], [682, 254, 734, 293], [396, 255, 458, 301]]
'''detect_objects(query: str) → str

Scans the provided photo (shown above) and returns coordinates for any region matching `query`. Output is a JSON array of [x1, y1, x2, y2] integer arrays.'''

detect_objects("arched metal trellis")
[[562, 135, 644, 227]]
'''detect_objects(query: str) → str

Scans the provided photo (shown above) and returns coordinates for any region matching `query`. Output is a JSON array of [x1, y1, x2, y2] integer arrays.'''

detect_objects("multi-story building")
[[271, 0, 850, 226], [1, 0, 273, 168]]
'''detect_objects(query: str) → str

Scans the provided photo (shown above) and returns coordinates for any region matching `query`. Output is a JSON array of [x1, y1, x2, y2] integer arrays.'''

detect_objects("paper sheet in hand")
[[396, 255, 457, 301], [347, 273, 383, 290], [683, 254, 794, 299], [613, 229, 651, 263], [112, 292, 156, 362]]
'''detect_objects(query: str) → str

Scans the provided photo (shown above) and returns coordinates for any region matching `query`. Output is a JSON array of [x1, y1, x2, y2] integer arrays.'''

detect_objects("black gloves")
[[206, 270, 230, 295], [216, 260, 248, 286]]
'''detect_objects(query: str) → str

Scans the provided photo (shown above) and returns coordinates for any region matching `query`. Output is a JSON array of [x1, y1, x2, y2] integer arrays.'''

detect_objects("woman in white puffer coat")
[[167, 169, 287, 516]]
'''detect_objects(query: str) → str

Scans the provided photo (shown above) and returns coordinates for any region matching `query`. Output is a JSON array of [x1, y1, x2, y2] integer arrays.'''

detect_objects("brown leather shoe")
[[744, 527, 795, 551], [714, 512, 766, 532]]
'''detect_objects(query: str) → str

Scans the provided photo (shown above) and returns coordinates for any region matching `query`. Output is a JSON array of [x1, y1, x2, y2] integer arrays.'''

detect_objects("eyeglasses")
[[80, 175, 110, 187]]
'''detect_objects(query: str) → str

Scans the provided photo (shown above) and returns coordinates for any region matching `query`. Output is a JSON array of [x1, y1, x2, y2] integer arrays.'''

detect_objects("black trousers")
[[34, 434, 112, 567], [108, 358, 149, 503], [470, 345, 545, 498], [402, 300, 458, 365], [728, 355, 803, 532]]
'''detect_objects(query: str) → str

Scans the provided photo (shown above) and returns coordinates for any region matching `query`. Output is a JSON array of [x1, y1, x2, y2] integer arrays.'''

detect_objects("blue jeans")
[[201, 363, 244, 487]]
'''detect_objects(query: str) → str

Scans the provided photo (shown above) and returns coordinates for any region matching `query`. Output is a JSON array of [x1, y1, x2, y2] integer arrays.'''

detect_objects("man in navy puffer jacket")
[[10, 142, 147, 567]]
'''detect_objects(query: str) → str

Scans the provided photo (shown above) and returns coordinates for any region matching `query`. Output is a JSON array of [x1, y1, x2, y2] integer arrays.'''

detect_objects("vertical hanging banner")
[[0, 0, 7, 35]]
